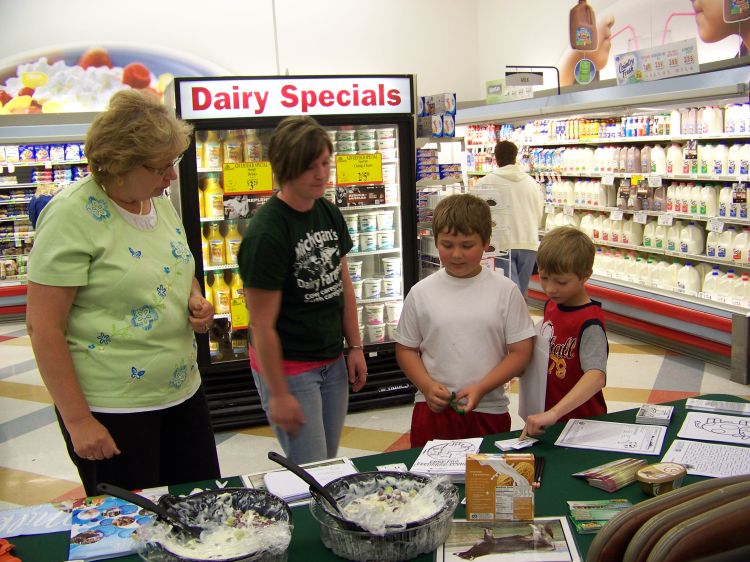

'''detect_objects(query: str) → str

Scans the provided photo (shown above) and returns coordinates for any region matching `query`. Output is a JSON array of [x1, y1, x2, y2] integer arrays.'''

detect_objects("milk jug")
[[570, 0, 598, 50], [667, 144, 683, 174], [666, 184, 677, 212], [640, 145, 651, 174], [610, 219, 624, 243], [718, 270, 736, 300], [580, 213, 595, 238], [651, 145, 667, 174], [732, 227, 750, 263], [643, 220, 656, 248], [676, 262, 701, 295], [700, 186, 717, 217], [666, 221, 683, 252], [670, 109, 682, 136], [601, 217, 611, 241], [622, 218, 643, 245], [679, 222, 705, 254], [592, 214, 603, 239], [698, 144, 712, 176], [702, 269, 721, 300], [664, 261, 681, 290], [728, 143, 741, 175], [740, 144, 750, 175], [652, 185, 666, 211], [706, 230, 720, 258], [636, 257, 649, 284], [654, 224, 667, 249], [733, 273, 750, 306], [719, 185, 733, 217], [718, 226, 737, 260], [713, 143, 728, 175], [689, 184, 702, 216]]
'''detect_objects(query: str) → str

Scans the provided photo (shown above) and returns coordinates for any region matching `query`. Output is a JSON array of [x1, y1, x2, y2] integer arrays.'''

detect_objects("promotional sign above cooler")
[[176, 76, 413, 120]]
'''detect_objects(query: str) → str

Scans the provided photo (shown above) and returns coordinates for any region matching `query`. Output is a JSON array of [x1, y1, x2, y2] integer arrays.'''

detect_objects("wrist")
[[348, 345, 364, 352]]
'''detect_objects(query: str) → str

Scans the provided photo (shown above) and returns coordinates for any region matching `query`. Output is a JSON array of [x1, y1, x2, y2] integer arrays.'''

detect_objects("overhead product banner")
[[614, 38, 699, 85], [177, 76, 413, 119]]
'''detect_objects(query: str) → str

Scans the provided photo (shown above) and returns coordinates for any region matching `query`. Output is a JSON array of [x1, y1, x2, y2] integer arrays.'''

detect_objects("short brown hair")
[[268, 116, 333, 186], [432, 193, 491, 243], [536, 226, 595, 278], [494, 140, 518, 167], [86, 89, 192, 185]]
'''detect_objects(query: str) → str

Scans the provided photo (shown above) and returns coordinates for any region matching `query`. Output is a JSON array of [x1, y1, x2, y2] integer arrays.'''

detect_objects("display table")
[[8, 394, 748, 561]]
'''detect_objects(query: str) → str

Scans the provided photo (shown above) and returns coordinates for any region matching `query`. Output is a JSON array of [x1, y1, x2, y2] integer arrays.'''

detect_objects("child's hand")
[[424, 382, 452, 413], [454, 384, 484, 414], [523, 410, 560, 437]]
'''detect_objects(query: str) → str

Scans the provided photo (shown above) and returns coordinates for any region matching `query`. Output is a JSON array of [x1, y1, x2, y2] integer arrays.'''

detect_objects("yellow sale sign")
[[336, 153, 383, 185], [223, 162, 273, 194]]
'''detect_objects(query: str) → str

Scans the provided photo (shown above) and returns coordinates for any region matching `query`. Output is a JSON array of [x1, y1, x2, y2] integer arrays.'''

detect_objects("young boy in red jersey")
[[522, 226, 608, 437]]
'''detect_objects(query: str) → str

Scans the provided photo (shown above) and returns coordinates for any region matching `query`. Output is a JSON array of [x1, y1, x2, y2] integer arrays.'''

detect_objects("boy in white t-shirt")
[[395, 194, 535, 447]]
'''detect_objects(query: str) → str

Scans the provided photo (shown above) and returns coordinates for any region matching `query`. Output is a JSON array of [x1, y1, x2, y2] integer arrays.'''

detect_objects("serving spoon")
[[97, 482, 203, 539], [267, 451, 367, 532]]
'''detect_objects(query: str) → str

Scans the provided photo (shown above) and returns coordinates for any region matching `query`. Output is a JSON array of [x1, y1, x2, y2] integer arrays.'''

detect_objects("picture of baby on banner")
[[518, 321, 551, 421]]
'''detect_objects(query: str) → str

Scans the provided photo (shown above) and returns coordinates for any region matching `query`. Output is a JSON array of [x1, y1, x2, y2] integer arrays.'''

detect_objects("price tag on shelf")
[[230, 297, 249, 330], [602, 174, 615, 186], [223, 162, 273, 194], [44, 162, 52, 170], [563, 205, 575, 217], [707, 218, 725, 233], [648, 175, 663, 188], [545, 203, 555, 214], [629, 175, 643, 186], [610, 210, 624, 221], [633, 212, 648, 225], [336, 153, 383, 185], [658, 213, 674, 226]]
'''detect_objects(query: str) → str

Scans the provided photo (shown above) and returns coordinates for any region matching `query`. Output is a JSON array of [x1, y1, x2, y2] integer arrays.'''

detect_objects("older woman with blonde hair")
[[27, 89, 220, 495]]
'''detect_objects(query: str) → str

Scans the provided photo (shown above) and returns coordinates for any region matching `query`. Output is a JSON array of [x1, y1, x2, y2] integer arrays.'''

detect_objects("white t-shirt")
[[395, 267, 535, 413]]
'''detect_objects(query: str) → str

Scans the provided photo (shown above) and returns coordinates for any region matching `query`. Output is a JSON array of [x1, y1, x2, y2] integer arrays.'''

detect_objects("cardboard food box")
[[465, 453, 535, 521]]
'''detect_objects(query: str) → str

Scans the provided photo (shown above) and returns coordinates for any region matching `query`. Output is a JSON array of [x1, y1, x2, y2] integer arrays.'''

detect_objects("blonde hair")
[[86, 89, 192, 185], [431, 193, 491, 243], [268, 116, 333, 186], [537, 226, 595, 278]]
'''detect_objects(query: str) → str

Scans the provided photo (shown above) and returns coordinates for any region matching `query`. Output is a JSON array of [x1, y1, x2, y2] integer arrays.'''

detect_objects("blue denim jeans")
[[505, 249, 537, 297], [252, 356, 349, 464]]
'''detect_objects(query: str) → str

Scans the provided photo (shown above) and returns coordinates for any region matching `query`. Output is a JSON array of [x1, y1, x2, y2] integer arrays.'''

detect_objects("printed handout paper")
[[555, 419, 666, 455]]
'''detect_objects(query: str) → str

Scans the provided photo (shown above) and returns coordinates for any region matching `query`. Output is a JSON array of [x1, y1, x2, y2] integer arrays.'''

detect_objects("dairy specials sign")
[[176, 76, 413, 119]]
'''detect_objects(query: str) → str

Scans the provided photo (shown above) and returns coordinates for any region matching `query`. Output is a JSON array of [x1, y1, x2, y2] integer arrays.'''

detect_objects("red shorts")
[[409, 402, 511, 448]]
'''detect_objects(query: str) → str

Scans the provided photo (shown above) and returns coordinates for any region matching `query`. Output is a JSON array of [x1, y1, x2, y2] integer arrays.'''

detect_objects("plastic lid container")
[[636, 462, 687, 496]]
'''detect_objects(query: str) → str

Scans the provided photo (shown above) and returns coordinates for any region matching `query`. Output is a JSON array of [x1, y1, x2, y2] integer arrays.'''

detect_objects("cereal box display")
[[465, 453, 535, 521]]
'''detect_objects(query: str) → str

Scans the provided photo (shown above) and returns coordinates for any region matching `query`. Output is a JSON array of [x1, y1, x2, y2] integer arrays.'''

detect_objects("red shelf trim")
[[529, 276, 731, 334], [0, 285, 27, 298], [528, 288, 731, 358]]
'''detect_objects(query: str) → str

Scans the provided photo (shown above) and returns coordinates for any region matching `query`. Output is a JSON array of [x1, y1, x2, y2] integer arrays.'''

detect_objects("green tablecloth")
[[8, 394, 749, 562]]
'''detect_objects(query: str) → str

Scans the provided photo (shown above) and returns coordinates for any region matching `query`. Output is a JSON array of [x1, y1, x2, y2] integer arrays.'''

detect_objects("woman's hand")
[[269, 393, 305, 435], [347, 348, 368, 392], [188, 293, 214, 333], [68, 416, 121, 461]]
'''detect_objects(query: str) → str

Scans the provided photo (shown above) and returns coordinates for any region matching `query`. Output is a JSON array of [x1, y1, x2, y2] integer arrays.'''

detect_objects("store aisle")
[[1, 313, 748, 509]]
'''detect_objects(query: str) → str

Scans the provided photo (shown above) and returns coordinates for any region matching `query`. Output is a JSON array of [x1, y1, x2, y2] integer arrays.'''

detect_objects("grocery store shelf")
[[416, 136, 464, 149], [524, 132, 750, 147]]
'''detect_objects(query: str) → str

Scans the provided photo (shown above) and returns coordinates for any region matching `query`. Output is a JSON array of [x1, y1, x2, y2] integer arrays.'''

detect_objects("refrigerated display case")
[[168, 75, 418, 429], [456, 63, 750, 382]]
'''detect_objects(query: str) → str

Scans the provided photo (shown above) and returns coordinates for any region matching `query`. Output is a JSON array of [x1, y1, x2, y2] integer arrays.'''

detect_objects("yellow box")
[[465, 453, 535, 521]]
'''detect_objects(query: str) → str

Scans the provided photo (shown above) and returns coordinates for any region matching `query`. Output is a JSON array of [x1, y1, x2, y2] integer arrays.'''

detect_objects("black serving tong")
[[97, 482, 203, 539]]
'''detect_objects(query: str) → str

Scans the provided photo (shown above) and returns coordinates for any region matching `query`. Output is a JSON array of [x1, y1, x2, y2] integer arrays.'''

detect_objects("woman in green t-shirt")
[[27, 90, 220, 496], [238, 116, 368, 464]]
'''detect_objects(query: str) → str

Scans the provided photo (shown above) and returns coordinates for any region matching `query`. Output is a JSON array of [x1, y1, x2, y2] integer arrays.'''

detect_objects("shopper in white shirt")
[[475, 140, 544, 297]]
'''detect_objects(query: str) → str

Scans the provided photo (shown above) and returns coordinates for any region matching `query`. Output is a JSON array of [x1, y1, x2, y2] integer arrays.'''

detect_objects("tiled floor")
[[1, 311, 748, 510]]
